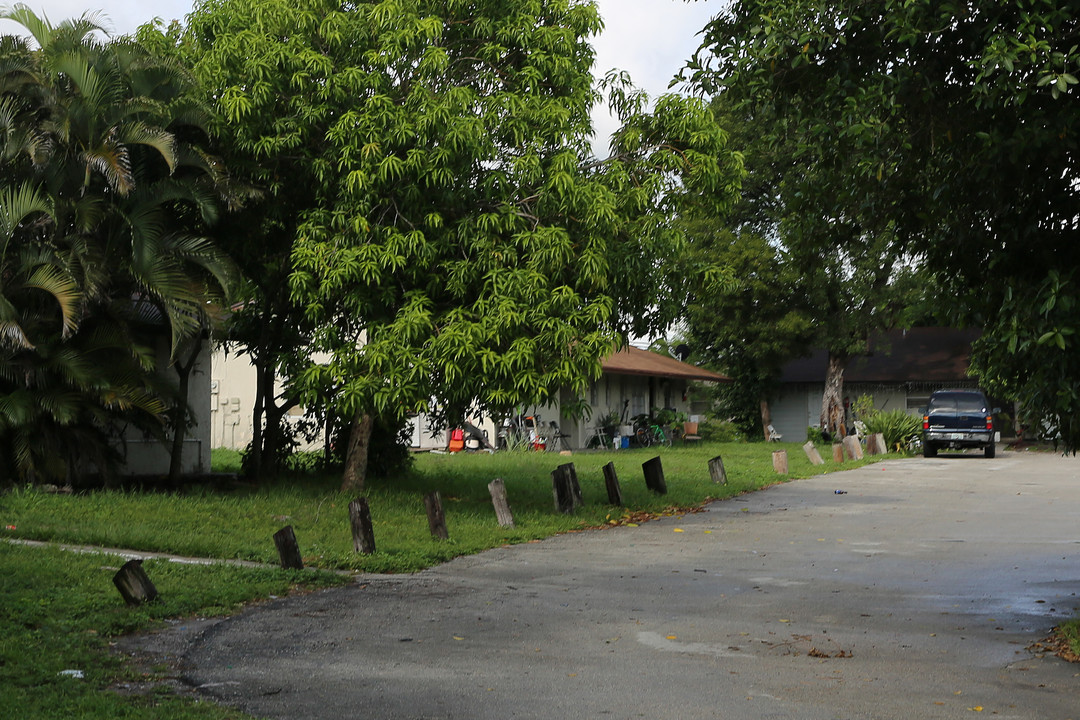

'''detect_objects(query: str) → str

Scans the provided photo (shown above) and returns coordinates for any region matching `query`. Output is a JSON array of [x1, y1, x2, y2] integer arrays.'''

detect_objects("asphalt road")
[[173, 450, 1079, 719]]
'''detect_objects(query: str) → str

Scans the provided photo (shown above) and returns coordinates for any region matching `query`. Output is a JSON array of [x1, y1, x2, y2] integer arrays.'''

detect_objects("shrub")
[[863, 409, 922, 452], [700, 417, 741, 442]]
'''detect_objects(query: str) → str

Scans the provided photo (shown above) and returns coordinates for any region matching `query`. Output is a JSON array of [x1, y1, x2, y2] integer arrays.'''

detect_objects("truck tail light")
[[923, 415, 929, 430], [986, 415, 993, 430]]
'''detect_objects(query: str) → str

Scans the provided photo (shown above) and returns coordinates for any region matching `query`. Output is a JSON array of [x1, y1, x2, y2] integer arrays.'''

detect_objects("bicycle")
[[633, 417, 672, 448]]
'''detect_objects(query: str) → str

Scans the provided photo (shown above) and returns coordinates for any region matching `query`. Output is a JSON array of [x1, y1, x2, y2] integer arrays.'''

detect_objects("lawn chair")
[[546, 421, 571, 452], [767, 424, 783, 442], [682, 421, 702, 444]]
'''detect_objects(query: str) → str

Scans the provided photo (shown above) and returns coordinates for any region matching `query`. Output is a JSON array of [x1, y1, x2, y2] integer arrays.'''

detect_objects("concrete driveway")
[[181, 451, 1079, 719]]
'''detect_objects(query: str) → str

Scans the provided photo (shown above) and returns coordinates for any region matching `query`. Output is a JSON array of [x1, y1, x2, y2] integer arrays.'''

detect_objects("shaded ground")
[[127, 452, 1080, 719]]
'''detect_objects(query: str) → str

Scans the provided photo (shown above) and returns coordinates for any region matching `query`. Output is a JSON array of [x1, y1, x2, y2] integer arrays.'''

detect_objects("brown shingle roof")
[[602, 346, 729, 382]]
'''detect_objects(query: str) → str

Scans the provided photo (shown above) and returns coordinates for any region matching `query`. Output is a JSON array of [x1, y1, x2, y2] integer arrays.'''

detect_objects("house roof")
[[602, 346, 729, 382], [780, 328, 980, 383]]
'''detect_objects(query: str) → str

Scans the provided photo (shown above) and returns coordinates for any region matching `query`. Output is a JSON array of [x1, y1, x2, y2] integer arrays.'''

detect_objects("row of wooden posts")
[[113, 439, 881, 605], [270, 454, 730, 570], [771, 433, 887, 474]]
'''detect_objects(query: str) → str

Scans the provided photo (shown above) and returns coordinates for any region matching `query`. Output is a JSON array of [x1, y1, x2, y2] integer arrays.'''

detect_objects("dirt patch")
[[109, 616, 225, 697]]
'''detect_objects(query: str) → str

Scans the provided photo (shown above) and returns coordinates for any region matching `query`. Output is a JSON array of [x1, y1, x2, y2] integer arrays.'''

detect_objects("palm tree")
[[0, 6, 234, 485]]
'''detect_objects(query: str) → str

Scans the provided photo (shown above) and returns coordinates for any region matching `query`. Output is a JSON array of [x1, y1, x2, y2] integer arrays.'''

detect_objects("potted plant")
[[597, 410, 621, 438]]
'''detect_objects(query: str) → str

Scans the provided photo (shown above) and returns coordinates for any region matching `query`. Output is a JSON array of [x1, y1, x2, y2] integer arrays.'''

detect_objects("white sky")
[[0, 0, 721, 150]]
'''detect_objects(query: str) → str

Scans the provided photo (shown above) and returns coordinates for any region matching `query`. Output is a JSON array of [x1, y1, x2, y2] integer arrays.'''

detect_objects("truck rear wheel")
[[923, 443, 937, 458], [984, 442, 996, 459]]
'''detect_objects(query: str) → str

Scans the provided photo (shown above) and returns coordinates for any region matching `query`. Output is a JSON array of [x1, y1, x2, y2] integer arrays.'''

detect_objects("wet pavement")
[[163, 451, 1080, 719]]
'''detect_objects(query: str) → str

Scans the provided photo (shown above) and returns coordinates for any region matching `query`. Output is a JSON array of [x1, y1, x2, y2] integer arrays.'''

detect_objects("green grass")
[[0, 542, 346, 720], [0, 441, 886, 720], [3, 442, 873, 573], [1059, 617, 1080, 659]]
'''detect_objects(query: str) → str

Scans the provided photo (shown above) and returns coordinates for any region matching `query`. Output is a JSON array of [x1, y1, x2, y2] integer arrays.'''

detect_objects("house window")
[[906, 397, 929, 413]]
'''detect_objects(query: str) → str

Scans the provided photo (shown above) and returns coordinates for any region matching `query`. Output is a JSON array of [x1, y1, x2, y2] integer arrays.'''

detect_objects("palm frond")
[[23, 264, 80, 336], [118, 120, 178, 173], [0, 3, 55, 49], [0, 181, 52, 252], [81, 140, 135, 195]]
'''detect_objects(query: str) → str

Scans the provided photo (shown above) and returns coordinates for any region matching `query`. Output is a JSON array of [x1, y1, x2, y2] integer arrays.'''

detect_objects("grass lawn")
[[6, 442, 868, 573], [0, 542, 347, 720], [0, 441, 889, 720]]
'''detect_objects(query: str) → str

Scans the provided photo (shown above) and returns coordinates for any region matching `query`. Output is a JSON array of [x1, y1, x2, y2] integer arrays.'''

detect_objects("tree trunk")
[[759, 398, 773, 441], [168, 336, 203, 487], [247, 348, 269, 480], [341, 411, 373, 493], [820, 352, 849, 438]]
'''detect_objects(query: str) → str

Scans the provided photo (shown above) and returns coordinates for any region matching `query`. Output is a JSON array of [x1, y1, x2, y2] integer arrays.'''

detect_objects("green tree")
[[682, 94, 921, 438], [682, 221, 814, 439], [184, 0, 742, 491], [690, 0, 1080, 448]]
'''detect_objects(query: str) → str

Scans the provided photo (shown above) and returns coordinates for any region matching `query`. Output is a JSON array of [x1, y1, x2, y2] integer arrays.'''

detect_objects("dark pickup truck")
[[922, 389, 999, 458]]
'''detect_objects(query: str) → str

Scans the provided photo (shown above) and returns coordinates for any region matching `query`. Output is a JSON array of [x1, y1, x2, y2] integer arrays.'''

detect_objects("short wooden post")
[[424, 491, 450, 540], [708, 455, 727, 484], [552, 465, 576, 514], [273, 525, 304, 570], [602, 462, 623, 506], [802, 441, 824, 465], [349, 497, 376, 554], [642, 456, 667, 494], [832, 443, 845, 463], [112, 559, 158, 606], [488, 478, 515, 528], [867, 433, 886, 455], [561, 463, 584, 508], [843, 435, 863, 460], [772, 450, 789, 474]]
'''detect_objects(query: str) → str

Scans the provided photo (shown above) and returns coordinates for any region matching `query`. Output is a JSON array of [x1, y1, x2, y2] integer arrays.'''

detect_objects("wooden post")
[[708, 455, 727, 485], [348, 497, 376, 554], [832, 443, 845, 463], [802, 441, 824, 465], [273, 526, 304, 570], [843, 435, 863, 460], [487, 478, 515, 528], [602, 462, 623, 506], [868, 433, 887, 455], [642, 456, 667, 494], [560, 463, 584, 508], [552, 466, 576, 514], [772, 450, 789, 474], [424, 491, 450, 540], [112, 559, 158, 606]]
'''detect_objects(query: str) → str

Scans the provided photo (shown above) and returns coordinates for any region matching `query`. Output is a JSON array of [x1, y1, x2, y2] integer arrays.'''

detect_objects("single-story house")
[[769, 328, 983, 441], [212, 344, 727, 453], [411, 345, 728, 451], [559, 345, 728, 448]]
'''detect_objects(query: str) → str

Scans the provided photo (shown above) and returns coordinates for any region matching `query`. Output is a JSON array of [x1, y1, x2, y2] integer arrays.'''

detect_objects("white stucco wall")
[[770, 383, 941, 442], [210, 347, 258, 450], [119, 338, 212, 477]]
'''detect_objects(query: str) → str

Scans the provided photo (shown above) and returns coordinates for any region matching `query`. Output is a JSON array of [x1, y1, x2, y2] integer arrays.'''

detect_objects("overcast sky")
[[0, 0, 720, 149]]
